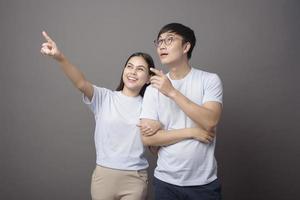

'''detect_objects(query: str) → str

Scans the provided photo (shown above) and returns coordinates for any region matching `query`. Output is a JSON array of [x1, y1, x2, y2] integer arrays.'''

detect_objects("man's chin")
[[160, 59, 169, 65]]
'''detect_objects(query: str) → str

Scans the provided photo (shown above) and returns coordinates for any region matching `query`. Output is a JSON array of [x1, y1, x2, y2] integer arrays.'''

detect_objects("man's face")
[[156, 32, 186, 65]]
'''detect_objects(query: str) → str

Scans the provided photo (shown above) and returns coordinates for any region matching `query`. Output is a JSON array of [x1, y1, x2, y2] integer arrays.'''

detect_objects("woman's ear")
[[183, 42, 191, 54]]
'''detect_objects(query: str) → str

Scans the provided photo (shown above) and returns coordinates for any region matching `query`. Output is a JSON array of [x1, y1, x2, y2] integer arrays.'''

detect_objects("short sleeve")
[[82, 85, 110, 115], [140, 85, 159, 120], [202, 73, 223, 104]]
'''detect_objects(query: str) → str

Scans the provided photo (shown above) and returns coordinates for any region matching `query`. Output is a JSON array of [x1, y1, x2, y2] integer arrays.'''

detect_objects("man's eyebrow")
[[159, 33, 176, 39]]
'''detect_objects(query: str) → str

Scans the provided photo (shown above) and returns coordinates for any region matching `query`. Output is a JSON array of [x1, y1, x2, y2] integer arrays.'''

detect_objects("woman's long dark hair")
[[116, 52, 155, 97]]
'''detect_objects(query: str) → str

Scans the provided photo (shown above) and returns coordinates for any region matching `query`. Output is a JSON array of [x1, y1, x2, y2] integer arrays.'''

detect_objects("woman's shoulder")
[[92, 85, 114, 98]]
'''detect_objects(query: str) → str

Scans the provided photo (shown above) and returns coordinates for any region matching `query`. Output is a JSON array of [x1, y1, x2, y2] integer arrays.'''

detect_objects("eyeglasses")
[[154, 35, 182, 47]]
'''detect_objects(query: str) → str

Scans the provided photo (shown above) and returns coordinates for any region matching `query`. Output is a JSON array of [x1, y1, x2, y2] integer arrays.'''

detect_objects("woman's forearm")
[[141, 128, 193, 146], [57, 54, 94, 100]]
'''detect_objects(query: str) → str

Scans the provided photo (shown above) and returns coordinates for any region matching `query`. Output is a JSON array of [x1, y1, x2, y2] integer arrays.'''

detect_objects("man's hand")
[[149, 68, 177, 97], [138, 119, 162, 136], [190, 127, 215, 144]]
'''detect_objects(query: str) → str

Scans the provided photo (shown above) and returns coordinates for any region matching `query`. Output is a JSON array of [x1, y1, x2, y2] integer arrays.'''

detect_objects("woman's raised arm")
[[41, 31, 94, 101]]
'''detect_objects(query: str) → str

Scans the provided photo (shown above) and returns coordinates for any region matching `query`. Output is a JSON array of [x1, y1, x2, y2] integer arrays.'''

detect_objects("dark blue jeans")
[[154, 177, 222, 200]]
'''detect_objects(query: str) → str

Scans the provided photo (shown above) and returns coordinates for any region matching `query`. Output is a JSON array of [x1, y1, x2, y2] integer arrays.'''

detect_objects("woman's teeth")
[[128, 76, 137, 81]]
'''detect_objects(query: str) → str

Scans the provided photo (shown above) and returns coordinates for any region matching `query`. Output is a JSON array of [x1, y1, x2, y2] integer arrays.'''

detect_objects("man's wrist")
[[168, 88, 178, 99], [187, 128, 195, 139]]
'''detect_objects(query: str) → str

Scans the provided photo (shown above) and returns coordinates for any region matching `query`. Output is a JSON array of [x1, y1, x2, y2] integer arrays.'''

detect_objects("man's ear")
[[183, 42, 191, 54]]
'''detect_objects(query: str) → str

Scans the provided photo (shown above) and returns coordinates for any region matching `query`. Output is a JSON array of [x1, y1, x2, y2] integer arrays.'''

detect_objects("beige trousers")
[[91, 165, 148, 200]]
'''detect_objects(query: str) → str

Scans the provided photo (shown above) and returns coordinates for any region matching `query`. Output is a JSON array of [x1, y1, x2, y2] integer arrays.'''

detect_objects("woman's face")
[[122, 56, 150, 95]]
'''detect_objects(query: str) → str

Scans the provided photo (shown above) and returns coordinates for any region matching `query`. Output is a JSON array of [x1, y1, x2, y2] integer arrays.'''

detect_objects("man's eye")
[[166, 37, 173, 43]]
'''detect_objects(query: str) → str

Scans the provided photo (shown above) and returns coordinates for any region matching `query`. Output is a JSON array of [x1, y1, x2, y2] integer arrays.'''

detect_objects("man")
[[139, 23, 223, 200]]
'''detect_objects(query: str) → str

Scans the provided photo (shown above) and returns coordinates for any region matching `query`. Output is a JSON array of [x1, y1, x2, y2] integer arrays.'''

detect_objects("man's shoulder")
[[145, 85, 158, 93], [143, 85, 159, 99], [192, 67, 220, 81], [192, 67, 217, 76]]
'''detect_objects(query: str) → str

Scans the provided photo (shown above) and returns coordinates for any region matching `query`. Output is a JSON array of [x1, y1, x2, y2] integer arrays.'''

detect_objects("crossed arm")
[[139, 119, 215, 147], [139, 68, 222, 147], [149, 68, 222, 132]]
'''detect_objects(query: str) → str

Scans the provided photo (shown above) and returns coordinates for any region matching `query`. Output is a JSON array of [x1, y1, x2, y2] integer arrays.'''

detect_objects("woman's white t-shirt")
[[83, 85, 148, 170]]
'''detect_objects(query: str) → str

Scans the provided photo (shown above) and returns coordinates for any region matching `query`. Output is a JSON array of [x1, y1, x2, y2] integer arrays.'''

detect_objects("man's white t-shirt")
[[140, 67, 223, 186], [83, 85, 148, 170]]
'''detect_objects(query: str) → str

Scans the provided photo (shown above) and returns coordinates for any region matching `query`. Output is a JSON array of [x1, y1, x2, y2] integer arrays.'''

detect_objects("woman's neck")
[[121, 87, 139, 97]]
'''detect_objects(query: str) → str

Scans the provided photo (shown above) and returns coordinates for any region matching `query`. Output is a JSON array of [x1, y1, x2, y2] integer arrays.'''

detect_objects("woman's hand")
[[138, 119, 162, 137], [40, 31, 62, 60]]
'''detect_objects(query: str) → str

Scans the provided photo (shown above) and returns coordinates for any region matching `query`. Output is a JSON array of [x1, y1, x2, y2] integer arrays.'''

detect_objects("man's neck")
[[167, 59, 191, 80]]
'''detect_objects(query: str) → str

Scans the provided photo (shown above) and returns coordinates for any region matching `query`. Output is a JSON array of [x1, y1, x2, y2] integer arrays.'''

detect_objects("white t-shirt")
[[83, 85, 148, 170], [140, 67, 223, 186]]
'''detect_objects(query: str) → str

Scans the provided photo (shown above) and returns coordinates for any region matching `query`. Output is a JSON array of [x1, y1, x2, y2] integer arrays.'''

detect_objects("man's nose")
[[159, 43, 167, 50]]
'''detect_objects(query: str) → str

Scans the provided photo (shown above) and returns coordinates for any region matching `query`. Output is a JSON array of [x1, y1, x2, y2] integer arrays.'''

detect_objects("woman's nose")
[[131, 68, 137, 74]]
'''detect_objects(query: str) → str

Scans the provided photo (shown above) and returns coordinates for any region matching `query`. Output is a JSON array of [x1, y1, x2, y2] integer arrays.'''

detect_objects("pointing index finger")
[[150, 68, 164, 76], [42, 31, 53, 42]]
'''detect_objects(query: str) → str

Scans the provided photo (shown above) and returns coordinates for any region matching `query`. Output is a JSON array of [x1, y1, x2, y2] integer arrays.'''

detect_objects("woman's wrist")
[[54, 51, 65, 62]]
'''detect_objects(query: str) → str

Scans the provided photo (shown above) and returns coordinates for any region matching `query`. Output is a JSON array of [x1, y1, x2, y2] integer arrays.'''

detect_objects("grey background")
[[1, 0, 299, 199]]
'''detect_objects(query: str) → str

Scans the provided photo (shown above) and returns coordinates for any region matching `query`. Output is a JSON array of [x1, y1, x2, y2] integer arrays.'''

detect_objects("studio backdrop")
[[1, 0, 299, 199]]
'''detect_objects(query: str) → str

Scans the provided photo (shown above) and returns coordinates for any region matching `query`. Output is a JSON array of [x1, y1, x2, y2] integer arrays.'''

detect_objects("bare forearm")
[[147, 67, 222, 133], [41, 31, 93, 99], [169, 90, 221, 131], [56, 54, 86, 88], [142, 128, 193, 146], [56, 54, 93, 99]]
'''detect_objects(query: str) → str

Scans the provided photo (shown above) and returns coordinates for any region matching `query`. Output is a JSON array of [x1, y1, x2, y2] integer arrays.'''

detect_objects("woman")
[[40, 31, 156, 200]]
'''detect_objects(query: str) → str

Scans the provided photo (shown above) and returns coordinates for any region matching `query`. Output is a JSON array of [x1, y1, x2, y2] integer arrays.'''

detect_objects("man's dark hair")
[[157, 23, 196, 59]]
